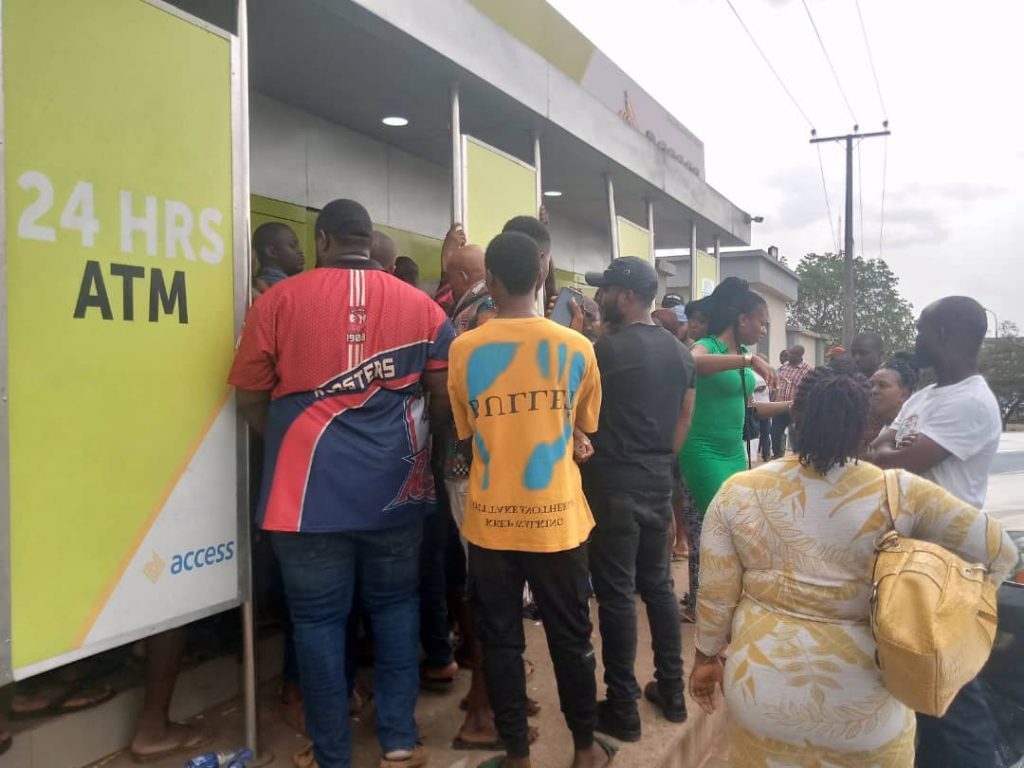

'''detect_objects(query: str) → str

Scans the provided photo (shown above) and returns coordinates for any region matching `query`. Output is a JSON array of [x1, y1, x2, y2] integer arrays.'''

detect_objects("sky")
[[546, 0, 1023, 331]]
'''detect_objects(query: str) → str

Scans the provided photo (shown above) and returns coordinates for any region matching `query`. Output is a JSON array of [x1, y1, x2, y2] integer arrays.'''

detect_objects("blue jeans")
[[272, 522, 423, 768]]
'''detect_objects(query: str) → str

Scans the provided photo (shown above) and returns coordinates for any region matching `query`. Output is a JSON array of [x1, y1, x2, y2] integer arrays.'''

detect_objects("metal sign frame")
[[0, 0, 251, 682]]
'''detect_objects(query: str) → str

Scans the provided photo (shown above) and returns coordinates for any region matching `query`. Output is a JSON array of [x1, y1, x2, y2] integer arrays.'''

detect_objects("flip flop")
[[8, 681, 116, 721], [452, 736, 504, 751], [594, 734, 621, 765], [129, 724, 212, 764], [420, 661, 458, 692], [453, 725, 539, 751]]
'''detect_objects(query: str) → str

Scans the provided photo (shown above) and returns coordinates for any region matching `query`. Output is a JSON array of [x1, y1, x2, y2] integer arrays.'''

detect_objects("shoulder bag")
[[869, 469, 999, 717]]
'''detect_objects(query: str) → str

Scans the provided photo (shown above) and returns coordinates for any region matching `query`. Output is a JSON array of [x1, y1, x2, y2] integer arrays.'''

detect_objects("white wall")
[[760, 291, 789, 362], [249, 92, 449, 239], [548, 214, 612, 279], [250, 92, 613, 274]]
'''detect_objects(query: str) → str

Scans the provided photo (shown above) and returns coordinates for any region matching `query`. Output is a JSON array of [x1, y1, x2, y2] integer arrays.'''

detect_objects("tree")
[[980, 323, 1024, 426], [788, 253, 916, 352]]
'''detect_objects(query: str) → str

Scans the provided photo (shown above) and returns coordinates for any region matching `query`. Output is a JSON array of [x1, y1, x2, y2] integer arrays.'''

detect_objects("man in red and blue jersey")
[[229, 199, 454, 768]]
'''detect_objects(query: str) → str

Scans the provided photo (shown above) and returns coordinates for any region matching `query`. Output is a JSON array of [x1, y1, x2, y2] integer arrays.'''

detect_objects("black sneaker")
[[644, 681, 688, 723], [595, 699, 641, 742]]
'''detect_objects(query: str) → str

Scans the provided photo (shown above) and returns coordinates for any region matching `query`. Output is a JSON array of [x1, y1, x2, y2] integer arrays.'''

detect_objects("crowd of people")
[[229, 198, 1017, 768]]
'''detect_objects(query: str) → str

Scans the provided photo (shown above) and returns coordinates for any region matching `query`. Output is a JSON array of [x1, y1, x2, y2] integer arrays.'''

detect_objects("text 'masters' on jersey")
[[228, 263, 455, 533]]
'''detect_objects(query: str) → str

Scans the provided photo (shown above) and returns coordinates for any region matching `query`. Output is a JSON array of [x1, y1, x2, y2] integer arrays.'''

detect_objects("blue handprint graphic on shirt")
[[466, 342, 519, 489], [523, 341, 586, 490]]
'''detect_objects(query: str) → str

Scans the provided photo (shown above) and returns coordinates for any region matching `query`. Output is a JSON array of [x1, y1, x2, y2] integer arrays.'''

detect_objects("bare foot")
[[570, 742, 613, 768], [130, 720, 209, 760], [281, 682, 305, 733]]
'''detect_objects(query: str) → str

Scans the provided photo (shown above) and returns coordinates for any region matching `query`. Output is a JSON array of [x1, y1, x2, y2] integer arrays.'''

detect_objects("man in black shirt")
[[582, 257, 696, 742]]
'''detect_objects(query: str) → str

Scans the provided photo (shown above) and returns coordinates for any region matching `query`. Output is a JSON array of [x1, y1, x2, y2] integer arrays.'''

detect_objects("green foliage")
[[788, 253, 916, 352], [980, 322, 1024, 425]]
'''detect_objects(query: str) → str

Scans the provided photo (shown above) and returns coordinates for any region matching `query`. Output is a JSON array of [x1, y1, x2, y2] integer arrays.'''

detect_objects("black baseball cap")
[[662, 293, 684, 308], [585, 256, 659, 298]]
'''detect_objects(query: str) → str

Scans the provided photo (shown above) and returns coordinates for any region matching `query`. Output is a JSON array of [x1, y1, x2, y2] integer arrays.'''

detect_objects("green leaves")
[[788, 252, 916, 352]]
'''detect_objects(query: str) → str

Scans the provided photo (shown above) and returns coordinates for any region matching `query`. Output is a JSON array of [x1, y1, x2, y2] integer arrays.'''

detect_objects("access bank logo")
[[142, 540, 236, 583]]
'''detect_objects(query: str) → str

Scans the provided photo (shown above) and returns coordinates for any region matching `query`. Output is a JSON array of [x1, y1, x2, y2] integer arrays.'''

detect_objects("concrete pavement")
[[987, 432, 1024, 531]]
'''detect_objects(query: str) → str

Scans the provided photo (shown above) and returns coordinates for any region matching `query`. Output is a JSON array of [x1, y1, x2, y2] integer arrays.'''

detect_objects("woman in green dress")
[[678, 278, 791, 614]]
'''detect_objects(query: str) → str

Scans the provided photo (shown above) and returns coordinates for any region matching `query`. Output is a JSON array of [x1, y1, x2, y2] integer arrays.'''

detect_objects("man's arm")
[[673, 388, 696, 455], [237, 389, 271, 435], [865, 427, 951, 474], [423, 370, 452, 436]]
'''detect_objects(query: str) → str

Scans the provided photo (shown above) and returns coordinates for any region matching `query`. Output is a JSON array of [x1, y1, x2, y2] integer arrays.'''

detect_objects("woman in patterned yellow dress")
[[689, 368, 1018, 767]]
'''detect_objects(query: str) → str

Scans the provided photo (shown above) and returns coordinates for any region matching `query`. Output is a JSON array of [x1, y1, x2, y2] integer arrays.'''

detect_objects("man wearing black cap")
[[582, 257, 696, 741], [229, 199, 455, 768]]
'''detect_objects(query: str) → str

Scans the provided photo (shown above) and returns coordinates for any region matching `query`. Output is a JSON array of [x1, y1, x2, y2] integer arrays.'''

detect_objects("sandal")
[[293, 743, 316, 768], [453, 724, 539, 751], [420, 660, 459, 692], [8, 681, 116, 721], [129, 723, 212, 764], [594, 734, 620, 765]]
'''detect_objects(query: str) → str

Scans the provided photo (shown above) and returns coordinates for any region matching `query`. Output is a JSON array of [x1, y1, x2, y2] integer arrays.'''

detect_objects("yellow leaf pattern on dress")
[[694, 457, 1016, 764]]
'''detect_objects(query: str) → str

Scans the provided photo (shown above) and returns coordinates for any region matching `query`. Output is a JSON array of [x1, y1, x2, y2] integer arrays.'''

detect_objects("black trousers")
[[915, 677, 996, 768], [758, 417, 772, 461], [770, 413, 791, 458], [468, 543, 596, 758], [587, 488, 683, 711]]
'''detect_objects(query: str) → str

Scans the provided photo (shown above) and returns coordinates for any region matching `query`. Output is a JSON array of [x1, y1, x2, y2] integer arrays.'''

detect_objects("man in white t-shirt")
[[867, 295, 1002, 768]]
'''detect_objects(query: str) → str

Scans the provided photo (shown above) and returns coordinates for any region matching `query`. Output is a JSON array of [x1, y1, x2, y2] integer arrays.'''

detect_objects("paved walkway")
[[90, 560, 724, 768]]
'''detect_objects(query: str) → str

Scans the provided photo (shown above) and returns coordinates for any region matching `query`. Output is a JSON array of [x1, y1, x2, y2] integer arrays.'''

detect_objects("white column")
[[606, 174, 619, 264]]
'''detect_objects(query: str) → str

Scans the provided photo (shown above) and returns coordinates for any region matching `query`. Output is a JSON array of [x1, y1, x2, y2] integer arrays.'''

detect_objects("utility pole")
[[811, 127, 891, 345]]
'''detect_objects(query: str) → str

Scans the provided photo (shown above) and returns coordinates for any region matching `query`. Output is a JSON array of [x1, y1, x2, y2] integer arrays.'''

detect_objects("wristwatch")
[[742, 353, 753, 368]]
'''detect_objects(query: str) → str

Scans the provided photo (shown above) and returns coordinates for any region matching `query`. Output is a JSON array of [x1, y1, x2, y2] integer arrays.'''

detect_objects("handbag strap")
[[739, 356, 752, 469], [881, 469, 900, 531]]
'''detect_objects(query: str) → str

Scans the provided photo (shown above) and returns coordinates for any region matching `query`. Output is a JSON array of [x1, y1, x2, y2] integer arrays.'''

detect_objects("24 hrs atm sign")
[[15, 171, 226, 324]]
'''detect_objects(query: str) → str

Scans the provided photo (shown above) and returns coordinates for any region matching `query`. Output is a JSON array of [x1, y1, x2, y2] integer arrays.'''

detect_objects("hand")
[[751, 355, 778, 390], [569, 298, 584, 333], [688, 654, 724, 715], [573, 428, 594, 463], [538, 203, 549, 226], [897, 432, 918, 449], [546, 293, 557, 318], [442, 222, 466, 269]]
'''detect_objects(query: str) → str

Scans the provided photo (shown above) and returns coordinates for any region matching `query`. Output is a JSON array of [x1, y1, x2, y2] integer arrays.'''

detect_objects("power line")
[[724, 0, 816, 131], [800, 0, 858, 125], [879, 134, 889, 259], [816, 143, 840, 253], [855, 0, 887, 119]]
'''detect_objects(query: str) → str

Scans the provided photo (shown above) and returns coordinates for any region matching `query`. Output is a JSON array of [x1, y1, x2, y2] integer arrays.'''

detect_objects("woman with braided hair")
[[688, 367, 1017, 766], [677, 278, 791, 621], [870, 352, 920, 430]]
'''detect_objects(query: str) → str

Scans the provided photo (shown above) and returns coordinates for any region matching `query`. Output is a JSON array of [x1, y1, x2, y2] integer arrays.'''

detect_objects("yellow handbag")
[[868, 470, 998, 717]]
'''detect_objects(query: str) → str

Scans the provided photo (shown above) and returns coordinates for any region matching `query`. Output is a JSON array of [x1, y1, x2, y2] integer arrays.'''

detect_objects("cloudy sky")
[[547, 0, 1023, 331]]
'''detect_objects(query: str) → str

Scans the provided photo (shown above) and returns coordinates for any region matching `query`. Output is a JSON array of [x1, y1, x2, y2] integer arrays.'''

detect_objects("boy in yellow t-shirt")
[[447, 231, 610, 767]]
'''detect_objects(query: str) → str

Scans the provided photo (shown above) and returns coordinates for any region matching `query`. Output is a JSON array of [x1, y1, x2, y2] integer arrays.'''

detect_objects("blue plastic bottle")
[[184, 748, 253, 768]]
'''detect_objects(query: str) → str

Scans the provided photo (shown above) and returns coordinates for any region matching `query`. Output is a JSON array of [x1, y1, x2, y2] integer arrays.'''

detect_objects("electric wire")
[[816, 143, 840, 253], [724, 0, 816, 130], [801, 0, 858, 125], [854, 0, 887, 119]]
